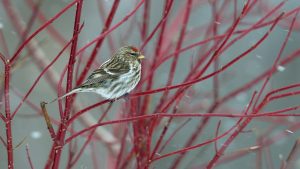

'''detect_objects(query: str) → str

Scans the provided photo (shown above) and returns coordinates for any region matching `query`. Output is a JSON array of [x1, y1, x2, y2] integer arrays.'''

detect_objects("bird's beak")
[[138, 55, 145, 60]]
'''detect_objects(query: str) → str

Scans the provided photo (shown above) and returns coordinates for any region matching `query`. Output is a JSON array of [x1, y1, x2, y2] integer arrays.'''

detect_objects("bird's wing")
[[77, 74, 109, 88], [100, 58, 131, 75], [93, 67, 130, 76], [78, 59, 130, 88]]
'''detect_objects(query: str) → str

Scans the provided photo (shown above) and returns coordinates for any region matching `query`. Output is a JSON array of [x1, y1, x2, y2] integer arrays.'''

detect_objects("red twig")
[[141, 0, 150, 41], [210, 0, 225, 103], [116, 127, 129, 169], [214, 120, 221, 154], [16, 0, 42, 49], [66, 125, 77, 169], [26, 144, 35, 169], [284, 138, 300, 169], [140, 0, 174, 51], [0, 30, 10, 57], [0, 51, 6, 65], [4, 61, 13, 169], [0, 112, 5, 122], [64, 0, 83, 116], [95, 0, 116, 54], [50, 1, 83, 168]]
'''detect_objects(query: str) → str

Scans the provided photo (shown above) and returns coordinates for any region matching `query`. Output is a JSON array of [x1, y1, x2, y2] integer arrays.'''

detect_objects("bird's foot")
[[109, 99, 116, 103], [123, 93, 130, 101]]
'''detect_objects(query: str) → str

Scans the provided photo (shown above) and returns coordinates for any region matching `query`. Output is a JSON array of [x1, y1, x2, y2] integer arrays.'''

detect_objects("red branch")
[[26, 144, 35, 169], [49, 1, 83, 168], [4, 61, 13, 169]]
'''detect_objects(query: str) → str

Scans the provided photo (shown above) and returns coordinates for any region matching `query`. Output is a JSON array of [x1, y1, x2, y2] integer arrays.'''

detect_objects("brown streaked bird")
[[48, 46, 144, 103]]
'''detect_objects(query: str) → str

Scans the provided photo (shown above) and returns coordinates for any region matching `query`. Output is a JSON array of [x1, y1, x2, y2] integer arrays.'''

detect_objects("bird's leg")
[[109, 97, 119, 103], [109, 93, 130, 103], [122, 93, 130, 102], [109, 99, 115, 104]]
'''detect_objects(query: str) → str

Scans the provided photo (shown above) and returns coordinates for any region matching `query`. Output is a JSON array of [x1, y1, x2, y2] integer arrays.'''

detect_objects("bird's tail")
[[46, 88, 81, 104]]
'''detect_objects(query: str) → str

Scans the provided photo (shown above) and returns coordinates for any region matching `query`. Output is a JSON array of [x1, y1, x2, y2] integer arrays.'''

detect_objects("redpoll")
[[49, 46, 144, 103]]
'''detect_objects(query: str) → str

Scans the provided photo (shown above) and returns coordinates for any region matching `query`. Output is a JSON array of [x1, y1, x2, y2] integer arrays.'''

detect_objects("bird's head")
[[116, 46, 145, 62]]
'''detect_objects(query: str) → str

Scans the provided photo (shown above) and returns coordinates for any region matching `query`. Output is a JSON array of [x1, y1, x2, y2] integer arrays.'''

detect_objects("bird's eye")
[[129, 52, 138, 56]]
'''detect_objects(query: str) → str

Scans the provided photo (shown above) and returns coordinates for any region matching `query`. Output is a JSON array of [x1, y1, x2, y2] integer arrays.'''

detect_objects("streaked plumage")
[[50, 46, 144, 103]]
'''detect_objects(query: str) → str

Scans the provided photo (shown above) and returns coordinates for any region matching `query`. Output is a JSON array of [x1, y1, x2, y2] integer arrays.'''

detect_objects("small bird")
[[48, 46, 144, 103]]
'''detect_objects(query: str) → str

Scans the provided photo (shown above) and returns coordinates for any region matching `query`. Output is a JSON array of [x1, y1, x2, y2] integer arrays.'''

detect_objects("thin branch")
[[26, 144, 35, 169]]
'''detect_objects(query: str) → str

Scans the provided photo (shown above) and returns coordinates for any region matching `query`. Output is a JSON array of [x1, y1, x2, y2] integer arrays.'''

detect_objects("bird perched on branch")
[[48, 46, 144, 103]]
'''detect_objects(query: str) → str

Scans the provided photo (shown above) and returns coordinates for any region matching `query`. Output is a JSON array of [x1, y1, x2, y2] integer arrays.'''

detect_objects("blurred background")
[[1, 0, 300, 168]]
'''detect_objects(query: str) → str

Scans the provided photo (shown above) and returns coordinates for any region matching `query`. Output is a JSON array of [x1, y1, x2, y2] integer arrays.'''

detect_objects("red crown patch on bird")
[[130, 46, 139, 52]]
